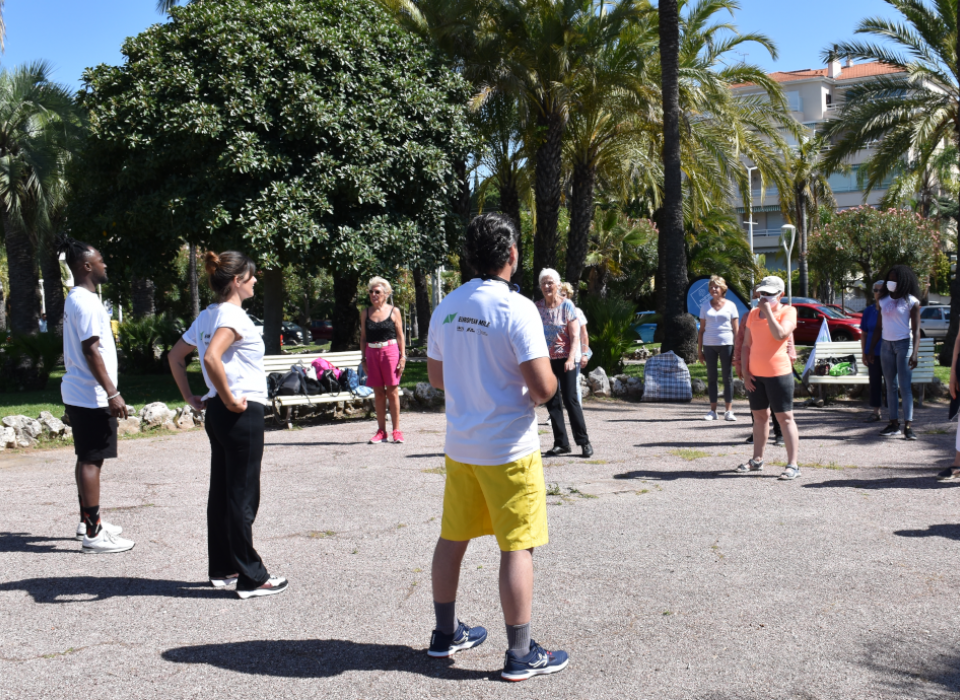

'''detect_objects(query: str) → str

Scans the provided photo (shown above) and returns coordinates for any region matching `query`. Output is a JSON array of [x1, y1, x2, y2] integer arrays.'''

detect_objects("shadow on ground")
[[893, 524, 960, 540], [0, 577, 234, 603], [802, 476, 945, 491], [162, 639, 495, 680], [613, 469, 745, 481], [0, 532, 79, 554]]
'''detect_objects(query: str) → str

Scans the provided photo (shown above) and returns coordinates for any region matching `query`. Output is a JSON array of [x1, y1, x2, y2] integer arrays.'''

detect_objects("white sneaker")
[[75, 520, 122, 541], [724, 411, 737, 422], [82, 529, 135, 554], [237, 576, 288, 599], [210, 575, 239, 588], [704, 411, 718, 421]]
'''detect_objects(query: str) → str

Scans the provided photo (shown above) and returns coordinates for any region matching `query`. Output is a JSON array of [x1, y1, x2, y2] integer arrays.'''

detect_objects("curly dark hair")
[[56, 234, 94, 271], [879, 264, 921, 301], [464, 213, 518, 276]]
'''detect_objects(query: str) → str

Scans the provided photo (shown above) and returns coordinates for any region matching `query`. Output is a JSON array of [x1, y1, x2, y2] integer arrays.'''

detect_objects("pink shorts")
[[366, 344, 400, 387]]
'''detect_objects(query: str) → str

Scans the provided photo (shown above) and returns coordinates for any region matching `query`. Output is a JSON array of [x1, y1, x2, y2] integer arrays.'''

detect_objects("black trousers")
[[867, 355, 884, 409], [703, 345, 734, 404], [204, 395, 269, 590], [547, 358, 590, 448]]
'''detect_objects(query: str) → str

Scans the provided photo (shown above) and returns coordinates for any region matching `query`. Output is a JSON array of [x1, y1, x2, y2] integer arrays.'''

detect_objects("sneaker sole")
[[237, 583, 288, 599], [210, 578, 239, 588], [82, 543, 135, 554], [881, 433, 902, 438], [427, 634, 487, 658], [501, 658, 569, 681]]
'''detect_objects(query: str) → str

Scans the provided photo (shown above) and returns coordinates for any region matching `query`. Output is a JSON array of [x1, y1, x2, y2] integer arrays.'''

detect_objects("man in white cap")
[[735, 276, 802, 480]]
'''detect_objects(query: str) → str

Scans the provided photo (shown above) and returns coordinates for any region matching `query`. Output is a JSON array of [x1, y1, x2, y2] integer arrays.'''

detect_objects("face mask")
[[886, 280, 898, 292], [760, 294, 779, 305]]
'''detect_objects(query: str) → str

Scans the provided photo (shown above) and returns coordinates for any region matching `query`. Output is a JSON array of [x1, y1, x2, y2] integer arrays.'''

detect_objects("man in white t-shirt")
[[425, 213, 568, 682], [59, 237, 134, 555]]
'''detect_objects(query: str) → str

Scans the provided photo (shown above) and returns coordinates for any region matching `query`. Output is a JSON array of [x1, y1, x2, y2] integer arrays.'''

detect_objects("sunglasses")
[[370, 290, 383, 296]]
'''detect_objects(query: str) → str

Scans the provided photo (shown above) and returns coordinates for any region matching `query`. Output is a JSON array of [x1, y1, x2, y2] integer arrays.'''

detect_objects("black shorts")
[[64, 405, 118, 461], [747, 374, 794, 414]]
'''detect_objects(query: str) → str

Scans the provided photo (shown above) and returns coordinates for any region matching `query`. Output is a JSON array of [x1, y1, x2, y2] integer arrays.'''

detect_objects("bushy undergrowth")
[[581, 296, 636, 375], [0, 333, 64, 392], [118, 315, 185, 374]]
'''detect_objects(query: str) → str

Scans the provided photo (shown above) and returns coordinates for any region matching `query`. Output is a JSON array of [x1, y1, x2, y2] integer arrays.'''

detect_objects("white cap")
[[756, 276, 785, 295]]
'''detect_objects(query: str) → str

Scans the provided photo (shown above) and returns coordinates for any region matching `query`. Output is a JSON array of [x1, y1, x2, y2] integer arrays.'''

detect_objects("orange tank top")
[[746, 305, 796, 377]]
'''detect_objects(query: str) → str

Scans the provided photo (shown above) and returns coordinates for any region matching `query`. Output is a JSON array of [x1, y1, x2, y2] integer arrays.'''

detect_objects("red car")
[[792, 303, 863, 343], [310, 319, 334, 342], [825, 303, 862, 319]]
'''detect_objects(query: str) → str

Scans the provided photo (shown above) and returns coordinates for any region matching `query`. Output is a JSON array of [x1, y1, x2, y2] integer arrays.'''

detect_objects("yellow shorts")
[[440, 450, 548, 551]]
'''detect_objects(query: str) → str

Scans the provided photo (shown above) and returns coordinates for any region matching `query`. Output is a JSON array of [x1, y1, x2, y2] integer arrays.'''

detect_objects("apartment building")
[[730, 58, 906, 270]]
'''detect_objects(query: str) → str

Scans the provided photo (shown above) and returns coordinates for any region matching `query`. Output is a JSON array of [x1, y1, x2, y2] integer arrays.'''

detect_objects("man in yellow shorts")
[[426, 213, 567, 682]]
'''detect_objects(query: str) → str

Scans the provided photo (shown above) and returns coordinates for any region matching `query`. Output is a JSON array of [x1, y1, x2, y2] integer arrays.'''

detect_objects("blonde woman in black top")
[[360, 276, 407, 443]]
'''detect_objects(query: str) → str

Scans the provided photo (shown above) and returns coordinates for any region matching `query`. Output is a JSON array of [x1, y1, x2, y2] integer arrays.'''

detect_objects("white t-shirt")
[[61, 287, 118, 409], [574, 307, 588, 362], [700, 298, 739, 346], [879, 294, 920, 341], [182, 303, 268, 405], [427, 278, 549, 466]]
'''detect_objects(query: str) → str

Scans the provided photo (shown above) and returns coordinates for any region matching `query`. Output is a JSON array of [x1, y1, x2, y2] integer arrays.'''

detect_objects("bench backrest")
[[812, 338, 935, 382], [263, 351, 363, 376]]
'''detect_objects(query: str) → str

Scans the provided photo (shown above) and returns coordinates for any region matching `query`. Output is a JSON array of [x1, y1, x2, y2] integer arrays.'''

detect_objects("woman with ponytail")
[[168, 251, 288, 599]]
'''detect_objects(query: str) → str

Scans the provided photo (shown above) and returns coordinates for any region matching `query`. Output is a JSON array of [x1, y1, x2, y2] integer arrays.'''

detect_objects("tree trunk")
[[0, 279, 6, 331], [261, 267, 284, 355], [658, 0, 696, 362], [798, 190, 809, 297], [413, 267, 432, 345], [654, 207, 666, 317], [188, 242, 200, 320], [566, 160, 595, 303], [533, 108, 565, 287], [409, 301, 419, 340], [39, 236, 65, 335], [331, 269, 360, 352], [3, 212, 40, 334], [500, 179, 524, 293], [131, 276, 156, 318], [454, 159, 474, 286]]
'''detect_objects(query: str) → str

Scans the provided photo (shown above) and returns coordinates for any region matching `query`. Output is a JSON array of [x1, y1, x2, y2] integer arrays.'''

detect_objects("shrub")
[[118, 315, 185, 374], [580, 296, 636, 375], [0, 332, 63, 391]]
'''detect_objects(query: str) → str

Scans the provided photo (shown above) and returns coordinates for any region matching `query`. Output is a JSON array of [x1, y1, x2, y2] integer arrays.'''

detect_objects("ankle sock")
[[433, 601, 457, 636], [506, 622, 531, 656], [81, 505, 101, 538]]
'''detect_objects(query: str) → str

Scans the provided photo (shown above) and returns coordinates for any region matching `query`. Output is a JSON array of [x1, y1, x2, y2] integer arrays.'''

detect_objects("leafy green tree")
[[72, 0, 472, 352], [821, 0, 959, 363], [584, 208, 656, 297], [0, 61, 78, 334]]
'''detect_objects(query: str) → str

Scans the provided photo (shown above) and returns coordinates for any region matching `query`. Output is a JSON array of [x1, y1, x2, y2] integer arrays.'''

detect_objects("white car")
[[919, 305, 949, 338]]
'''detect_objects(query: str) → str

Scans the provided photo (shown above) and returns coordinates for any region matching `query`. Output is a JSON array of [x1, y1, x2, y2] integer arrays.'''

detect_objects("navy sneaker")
[[427, 621, 487, 658], [501, 640, 569, 681]]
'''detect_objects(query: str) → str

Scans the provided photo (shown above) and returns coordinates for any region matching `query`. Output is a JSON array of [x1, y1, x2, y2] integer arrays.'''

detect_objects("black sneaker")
[[427, 621, 487, 658], [745, 435, 754, 444], [773, 435, 785, 447], [903, 426, 917, 441], [937, 468, 960, 481], [880, 422, 902, 438], [581, 443, 594, 458], [501, 640, 569, 682], [543, 445, 571, 457]]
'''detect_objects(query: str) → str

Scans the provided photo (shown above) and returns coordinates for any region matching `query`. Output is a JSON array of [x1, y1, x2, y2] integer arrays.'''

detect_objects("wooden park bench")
[[263, 350, 367, 427], [806, 338, 936, 406]]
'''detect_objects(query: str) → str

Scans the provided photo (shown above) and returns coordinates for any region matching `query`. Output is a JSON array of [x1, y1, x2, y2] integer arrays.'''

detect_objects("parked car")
[[824, 303, 862, 319], [281, 321, 307, 346], [792, 303, 862, 343], [310, 319, 334, 342], [919, 305, 949, 338]]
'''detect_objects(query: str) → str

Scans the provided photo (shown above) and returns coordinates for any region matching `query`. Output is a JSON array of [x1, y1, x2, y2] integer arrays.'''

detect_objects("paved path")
[[2, 399, 959, 699]]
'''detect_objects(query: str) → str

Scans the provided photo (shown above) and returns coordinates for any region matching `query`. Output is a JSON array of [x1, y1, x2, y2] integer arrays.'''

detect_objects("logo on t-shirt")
[[443, 312, 457, 324]]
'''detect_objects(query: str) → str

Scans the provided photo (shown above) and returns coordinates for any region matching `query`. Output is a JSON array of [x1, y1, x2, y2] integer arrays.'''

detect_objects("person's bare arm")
[[697, 318, 706, 363], [730, 316, 739, 339], [359, 309, 367, 368], [760, 301, 796, 339], [204, 327, 246, 413], [81, 336, 128, 418], [427, 357, 444, 390], [909, 303, 921, 369], [565, 319, 579, 372], [579, 324, 589, 369], [168, 339, 205, 412], [394, 307, 406, 378], [519, 356, 558, 405]]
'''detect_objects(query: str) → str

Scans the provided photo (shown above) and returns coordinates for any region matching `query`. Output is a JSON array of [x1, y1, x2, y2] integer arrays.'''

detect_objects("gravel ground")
[[2, 398, 959, 700]]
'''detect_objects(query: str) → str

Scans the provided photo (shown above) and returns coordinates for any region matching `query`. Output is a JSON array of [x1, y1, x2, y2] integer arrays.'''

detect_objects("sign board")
[[686, 276, 750, 318]]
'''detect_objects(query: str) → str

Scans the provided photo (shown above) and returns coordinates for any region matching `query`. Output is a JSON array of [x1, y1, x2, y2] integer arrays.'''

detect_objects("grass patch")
[[669, 448, 710, 461], [924, 428, 949, 435], [567, 487, 598, 499], [421, 465, 446, 475], [583, 459, 608, 465], [636, 489, 650, 495], [306, 530, 336, 539], [546, 483, 562, 496]]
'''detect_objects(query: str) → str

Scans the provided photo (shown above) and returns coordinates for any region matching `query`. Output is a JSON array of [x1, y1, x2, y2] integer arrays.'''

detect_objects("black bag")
[[317, 369, 341, 395], [814, 354, 858, 376], [303, 375, 323, 395], [267, 372, 285, 399], [276, 368, 306, 396]]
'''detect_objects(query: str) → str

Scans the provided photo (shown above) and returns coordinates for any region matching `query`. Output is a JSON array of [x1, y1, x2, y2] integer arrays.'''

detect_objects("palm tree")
[[819, 0, 959, 362], [0, 62, 77, 334], [584, 207, 655, 297], [779, 133, 836, 297]]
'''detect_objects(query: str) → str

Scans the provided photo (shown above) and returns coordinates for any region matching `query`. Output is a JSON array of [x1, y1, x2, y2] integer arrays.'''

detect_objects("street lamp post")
[[781, 224, 796, 305], [744, 165, 758, 291]]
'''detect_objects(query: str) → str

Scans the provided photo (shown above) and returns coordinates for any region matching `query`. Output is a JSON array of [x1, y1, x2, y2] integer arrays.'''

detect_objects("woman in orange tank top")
[[736, 276, 802, 481]]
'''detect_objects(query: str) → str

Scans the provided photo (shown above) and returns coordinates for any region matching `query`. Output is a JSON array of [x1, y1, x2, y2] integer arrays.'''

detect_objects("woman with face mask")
[[874, 265, 922, 440], [736, 276, 802, 480]]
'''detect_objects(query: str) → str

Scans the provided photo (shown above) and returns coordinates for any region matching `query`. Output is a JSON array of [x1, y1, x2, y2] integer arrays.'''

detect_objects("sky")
[[2, 0, 905, 92]]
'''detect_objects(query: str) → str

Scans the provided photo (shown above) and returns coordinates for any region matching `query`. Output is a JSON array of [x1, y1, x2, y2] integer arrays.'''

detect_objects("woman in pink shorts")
[[359, 276, 406, 444]]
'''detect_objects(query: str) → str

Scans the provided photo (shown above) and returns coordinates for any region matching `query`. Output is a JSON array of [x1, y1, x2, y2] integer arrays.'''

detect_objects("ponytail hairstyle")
[[56, 234, 94, 271], [204, 250, 257, 299]]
